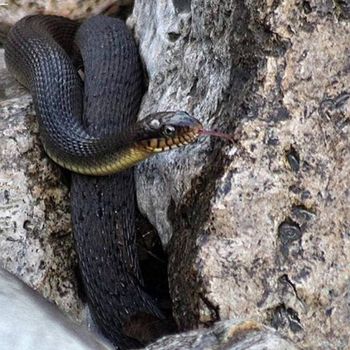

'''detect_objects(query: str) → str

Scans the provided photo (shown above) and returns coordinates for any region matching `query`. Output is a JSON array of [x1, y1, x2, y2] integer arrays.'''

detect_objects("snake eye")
[[163, 125, 176, 137]]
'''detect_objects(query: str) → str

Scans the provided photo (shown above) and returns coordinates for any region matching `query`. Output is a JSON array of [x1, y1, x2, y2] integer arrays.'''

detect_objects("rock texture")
[[0, 0, 132, 25], [0, 267, 113, 350], [130, 1, 350, 349], [0, 49, 82, 319], [1, 1, 349, 349], [0, 265, 297, 350], [144, 319, 298, 350]]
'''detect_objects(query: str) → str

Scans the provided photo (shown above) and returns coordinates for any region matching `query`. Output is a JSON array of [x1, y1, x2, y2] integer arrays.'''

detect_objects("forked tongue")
[[199, 129, 235, 143]]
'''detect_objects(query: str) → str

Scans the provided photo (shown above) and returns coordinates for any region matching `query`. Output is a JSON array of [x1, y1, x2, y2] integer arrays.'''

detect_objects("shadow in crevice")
[[135, 211, 178, 338]]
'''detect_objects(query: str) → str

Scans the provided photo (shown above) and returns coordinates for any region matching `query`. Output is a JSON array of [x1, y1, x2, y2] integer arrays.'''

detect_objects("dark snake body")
[[5, 15, 162, 349]]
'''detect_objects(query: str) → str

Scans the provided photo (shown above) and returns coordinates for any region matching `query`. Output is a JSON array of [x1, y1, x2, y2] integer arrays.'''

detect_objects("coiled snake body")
[[5, 15, 202, 349]]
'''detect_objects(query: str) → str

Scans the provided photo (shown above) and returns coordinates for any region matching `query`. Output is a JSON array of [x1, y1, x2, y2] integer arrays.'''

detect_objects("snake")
[[5, 15, 205, 349]]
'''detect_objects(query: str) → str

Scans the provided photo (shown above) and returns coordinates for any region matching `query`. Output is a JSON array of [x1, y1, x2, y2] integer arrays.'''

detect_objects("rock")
[[0, 267, 113, 350], [144, 319, 298, 350], [0, 0, 132, 26], [2, 1, 349, 349], [0, 48, 83, 319], [130, 1, 350, 349], [0, 264, 296, 350]]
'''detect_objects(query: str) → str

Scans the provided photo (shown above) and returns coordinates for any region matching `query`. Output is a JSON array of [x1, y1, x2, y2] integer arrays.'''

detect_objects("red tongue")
[[199, 129, 235, 143]]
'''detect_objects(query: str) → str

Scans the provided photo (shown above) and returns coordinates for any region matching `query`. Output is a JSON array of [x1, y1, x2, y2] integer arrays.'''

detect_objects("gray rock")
[[144, 319, 298, 350], [0, 267, 112, 350], [0, 17, 297, 348], [1, 1, 349, 349], [0, 265, 297, 350], [0, 49, 83, 319], [130, 1, 350, 349]]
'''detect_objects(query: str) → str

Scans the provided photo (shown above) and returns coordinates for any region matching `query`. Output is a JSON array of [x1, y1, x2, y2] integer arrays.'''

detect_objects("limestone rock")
[[144, 319, 299, 350], [0, 49, 83, 319], [0, 267, 113, 350], [1, 1, 349, 349], [130, 1, 350, 349], [0, 0, 132, 26], [0, 265, 297, 350]]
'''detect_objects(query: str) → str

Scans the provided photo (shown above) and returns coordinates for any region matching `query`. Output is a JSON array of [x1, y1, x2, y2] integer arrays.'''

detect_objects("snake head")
[[137, 111, 203, 153]]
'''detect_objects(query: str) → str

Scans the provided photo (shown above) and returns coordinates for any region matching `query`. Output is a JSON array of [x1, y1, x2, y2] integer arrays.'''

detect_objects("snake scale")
[[5, 14, 204, 349], [69, 16, 163, 349]]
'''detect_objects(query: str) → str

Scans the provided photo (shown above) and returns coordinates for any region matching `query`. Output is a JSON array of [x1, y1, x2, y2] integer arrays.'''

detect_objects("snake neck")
[[41, 122, 153, 176]]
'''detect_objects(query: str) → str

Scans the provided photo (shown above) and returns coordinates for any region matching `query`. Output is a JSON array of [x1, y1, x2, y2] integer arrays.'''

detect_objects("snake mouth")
[[140, 129, 201, 153]]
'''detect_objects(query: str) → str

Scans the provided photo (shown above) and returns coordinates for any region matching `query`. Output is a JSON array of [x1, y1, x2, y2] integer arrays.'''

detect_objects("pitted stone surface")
[[0, 49, 82, 319], [0, 1, 132, 25], [144, 319, 299, 350], [1, 1, 349, 348], [130, 1, 350, 349]]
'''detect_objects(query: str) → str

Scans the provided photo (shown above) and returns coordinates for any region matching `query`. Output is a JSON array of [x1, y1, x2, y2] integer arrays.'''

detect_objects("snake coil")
[[5, 13, 204, 349], [6, 15, 161, 349]]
